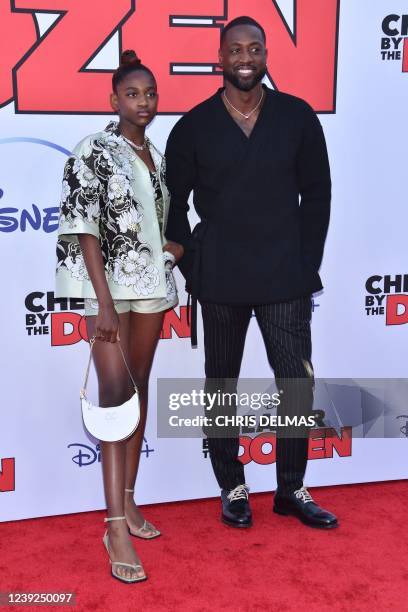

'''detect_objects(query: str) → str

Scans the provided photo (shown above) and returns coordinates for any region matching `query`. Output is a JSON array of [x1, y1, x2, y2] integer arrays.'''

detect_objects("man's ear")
[[218, 48, 223, 69], [110, 92, 119, 112]]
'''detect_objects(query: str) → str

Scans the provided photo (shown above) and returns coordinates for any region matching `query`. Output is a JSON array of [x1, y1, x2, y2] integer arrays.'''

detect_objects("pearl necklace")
[[122, 135, 148, 151], [223, 89, 264, 119]]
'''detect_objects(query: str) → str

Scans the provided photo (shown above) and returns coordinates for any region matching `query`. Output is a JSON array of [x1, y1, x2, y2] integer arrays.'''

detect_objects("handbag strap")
[[80, 335, 137, 398]]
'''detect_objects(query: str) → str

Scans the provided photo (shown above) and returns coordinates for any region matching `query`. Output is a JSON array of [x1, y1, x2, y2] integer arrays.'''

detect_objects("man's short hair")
[[220, 16, 266, 45]]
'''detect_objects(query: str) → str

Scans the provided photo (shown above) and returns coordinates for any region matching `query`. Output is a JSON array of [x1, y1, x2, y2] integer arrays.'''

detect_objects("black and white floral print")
[[149, 170, 164, 234], [56, 122, 171, 299], [57, 241, 89, 282], [163, 251, 177, 302]]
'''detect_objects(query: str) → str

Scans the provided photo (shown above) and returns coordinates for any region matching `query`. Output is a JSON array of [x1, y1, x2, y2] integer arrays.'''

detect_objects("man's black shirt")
[[165, 85, 331, 304]]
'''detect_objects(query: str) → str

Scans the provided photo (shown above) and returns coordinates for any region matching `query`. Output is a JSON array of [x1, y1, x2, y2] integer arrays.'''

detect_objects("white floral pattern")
[[118, 206, 143, 234], [74, 159, 100, 189], [134, 264, 161, 296], [100, 136, 134, 178], [163, 251, 177, 302], [61, 180, 70, 203], [113, 250, 159, 295], [108, 174, 133, 202], [64, 254, 89, 281], [85, 200, 100, 224]]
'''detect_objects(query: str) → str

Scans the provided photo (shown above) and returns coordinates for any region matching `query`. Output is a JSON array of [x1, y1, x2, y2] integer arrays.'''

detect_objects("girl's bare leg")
[[124, 311, 165, 535], [86, 313, 144, 581]]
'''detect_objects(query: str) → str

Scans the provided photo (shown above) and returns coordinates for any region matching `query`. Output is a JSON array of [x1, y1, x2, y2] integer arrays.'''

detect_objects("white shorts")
[[84, 294, 178, 316]]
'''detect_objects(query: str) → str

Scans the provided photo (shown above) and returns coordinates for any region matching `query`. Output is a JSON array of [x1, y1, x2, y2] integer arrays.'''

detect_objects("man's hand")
[[163, 241, 184, 263], [95, 304, 119, 343]]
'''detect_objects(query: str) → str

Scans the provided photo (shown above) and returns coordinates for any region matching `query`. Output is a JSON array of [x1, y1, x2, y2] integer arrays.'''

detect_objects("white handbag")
[[80, 336, 140, 442]]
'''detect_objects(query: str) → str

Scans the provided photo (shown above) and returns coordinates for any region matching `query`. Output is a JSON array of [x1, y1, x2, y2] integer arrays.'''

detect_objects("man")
[[165, 16, 337, 529]]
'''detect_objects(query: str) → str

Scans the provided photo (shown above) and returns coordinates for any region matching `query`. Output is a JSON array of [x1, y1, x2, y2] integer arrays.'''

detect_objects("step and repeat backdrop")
[[1, 0, 407, 521]]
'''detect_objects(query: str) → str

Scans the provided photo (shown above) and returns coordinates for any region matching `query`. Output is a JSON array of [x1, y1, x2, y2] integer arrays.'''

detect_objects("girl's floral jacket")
[[55, 121, 176, 302]]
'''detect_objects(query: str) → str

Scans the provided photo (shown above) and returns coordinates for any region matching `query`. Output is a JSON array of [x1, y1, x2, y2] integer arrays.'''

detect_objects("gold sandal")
[[103, 516, 147, 583], [125, 489, 161, 540]]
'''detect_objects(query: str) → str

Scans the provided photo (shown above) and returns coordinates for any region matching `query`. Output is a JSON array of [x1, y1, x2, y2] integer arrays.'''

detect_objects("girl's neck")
[[118, 119, 145, 146]]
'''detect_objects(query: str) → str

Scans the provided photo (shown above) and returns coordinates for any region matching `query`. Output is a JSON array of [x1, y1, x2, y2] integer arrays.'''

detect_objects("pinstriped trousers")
[[201, 297, 314, 495]]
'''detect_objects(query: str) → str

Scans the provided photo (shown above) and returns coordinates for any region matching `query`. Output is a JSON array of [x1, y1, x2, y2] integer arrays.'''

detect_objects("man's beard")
[[223, 66, 267, 92]]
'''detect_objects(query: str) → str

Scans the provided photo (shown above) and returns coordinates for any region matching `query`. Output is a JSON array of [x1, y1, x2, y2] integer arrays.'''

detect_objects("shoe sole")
[[221, 515, 253, 529], [273, 507, 339, 529]]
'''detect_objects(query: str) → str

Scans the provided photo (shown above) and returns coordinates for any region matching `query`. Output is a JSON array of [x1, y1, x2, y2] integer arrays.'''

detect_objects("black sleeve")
[[165, 115, 196, 289], [297, 103, 331, 273]]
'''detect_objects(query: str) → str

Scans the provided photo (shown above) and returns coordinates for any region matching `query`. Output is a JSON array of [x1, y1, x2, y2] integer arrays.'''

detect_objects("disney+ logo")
[[68, 438, 154, 467], [0, 188, 59, 233]]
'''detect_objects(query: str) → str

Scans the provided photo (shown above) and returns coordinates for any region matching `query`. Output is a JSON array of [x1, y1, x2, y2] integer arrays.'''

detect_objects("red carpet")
[[2, 481, 407, 611]]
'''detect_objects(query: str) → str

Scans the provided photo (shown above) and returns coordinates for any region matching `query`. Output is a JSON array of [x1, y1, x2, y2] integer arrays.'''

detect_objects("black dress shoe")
[[221, 484, 252, 528], [274, 487, 338, 529]]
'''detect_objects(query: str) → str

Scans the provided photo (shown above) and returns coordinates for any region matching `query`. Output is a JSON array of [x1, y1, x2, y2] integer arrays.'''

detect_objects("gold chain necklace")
[[223, 89, 264, 119]]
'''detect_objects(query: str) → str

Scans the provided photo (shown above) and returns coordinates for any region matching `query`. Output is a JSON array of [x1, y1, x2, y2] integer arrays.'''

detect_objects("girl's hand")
[[163, 241, 184, 263], [95, 304, 119, 343]]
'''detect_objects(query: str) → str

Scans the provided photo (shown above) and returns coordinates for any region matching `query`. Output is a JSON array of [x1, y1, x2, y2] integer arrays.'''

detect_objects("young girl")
[[56, 50, 183, 583]]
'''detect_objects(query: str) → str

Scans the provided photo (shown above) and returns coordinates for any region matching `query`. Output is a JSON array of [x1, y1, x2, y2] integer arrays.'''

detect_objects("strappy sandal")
[[103, 516, 147, 583], [125, 489, 161, 540]]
